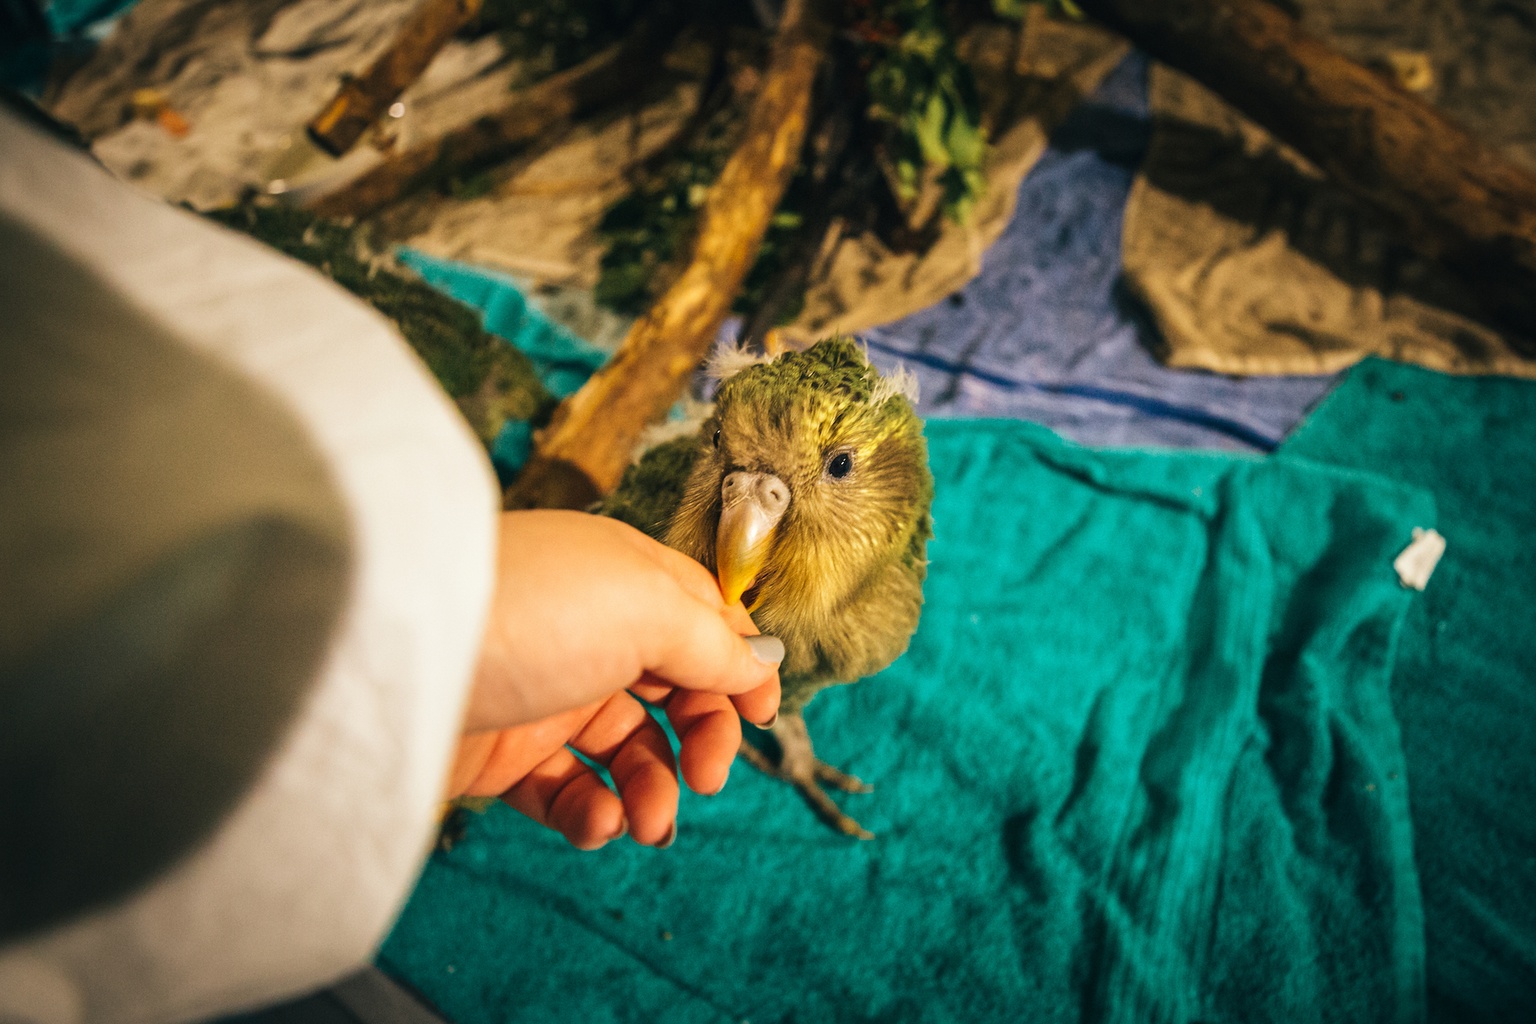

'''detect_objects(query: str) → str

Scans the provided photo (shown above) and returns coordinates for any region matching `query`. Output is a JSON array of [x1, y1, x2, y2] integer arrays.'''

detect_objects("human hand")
[[449, 510, 782, 849]]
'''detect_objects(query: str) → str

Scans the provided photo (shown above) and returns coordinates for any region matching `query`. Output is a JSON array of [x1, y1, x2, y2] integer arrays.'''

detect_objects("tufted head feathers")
[[705, 336, 920, 407]]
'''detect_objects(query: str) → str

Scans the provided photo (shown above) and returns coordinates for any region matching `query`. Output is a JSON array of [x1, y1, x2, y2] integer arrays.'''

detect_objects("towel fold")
[[381, 418, 1433, 1024], [1281, 358, 1536, 1022]]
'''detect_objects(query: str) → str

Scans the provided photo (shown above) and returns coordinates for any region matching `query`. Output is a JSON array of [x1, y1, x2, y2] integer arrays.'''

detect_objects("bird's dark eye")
[[712, 428, 721, 449], [827, 451, 853, 479]]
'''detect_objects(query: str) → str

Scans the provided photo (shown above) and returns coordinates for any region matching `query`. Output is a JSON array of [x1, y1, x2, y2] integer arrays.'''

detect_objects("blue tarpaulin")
[[861, 55, 1339, 452]]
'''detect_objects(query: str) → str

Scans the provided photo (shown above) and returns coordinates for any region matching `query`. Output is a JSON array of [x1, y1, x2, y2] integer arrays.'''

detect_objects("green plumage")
[[602, 337, 933, 716], [592, 435, 700, 538]]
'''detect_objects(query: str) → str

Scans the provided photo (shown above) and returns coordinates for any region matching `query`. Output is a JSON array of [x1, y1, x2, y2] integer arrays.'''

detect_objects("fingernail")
[[708, 772, 729, 796], [752, 711, 779, 731], [746, 635, 784, 665], [657, 821, 677, 850]]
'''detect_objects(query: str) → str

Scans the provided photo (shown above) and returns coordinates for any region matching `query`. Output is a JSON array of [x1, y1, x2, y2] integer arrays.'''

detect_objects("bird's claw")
[[813, 759, 872, 794], [738, 713, 875, 839]]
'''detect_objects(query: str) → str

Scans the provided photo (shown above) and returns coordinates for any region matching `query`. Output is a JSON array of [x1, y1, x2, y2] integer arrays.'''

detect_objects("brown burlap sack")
[[1122, 0, 1536, 378]]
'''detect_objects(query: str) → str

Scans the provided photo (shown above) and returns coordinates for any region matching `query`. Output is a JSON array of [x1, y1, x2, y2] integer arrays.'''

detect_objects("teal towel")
[[393, 248, 607, 398], [382, 419, 1434, 1024], [1281, 359, 1536, 1022]]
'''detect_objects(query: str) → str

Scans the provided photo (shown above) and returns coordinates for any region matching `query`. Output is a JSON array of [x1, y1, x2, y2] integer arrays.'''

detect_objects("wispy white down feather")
[[870, 363, 920, 406], [631, 397, 716, 462], [705, 339, 773, 381]]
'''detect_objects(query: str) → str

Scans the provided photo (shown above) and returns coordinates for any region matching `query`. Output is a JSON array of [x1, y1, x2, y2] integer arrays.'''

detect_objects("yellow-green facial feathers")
[[665, 337, 933, 699]]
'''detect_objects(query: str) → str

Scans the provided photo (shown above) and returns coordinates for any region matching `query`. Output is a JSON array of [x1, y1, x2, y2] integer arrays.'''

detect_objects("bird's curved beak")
[[716, 471, 789, 611]]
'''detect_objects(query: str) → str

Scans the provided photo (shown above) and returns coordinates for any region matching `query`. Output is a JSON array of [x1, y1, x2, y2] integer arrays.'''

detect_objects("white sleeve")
[[0, 108, 499, 1024]]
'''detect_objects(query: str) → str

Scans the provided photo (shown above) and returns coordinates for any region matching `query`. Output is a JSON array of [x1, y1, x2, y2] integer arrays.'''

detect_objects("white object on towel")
[[1394, 528, 1446, 591]]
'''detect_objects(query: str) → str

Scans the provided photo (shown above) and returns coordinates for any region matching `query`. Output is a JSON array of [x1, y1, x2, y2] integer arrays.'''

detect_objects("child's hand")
[[449, 510, 782, 849]]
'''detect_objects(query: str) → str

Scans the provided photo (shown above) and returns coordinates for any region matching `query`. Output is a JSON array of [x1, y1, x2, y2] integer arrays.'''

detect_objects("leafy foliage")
[[852, 0, 987, 223], [594, 72, 809, 325], [478, 0, 644, 74], [591, 0, 992, 322]]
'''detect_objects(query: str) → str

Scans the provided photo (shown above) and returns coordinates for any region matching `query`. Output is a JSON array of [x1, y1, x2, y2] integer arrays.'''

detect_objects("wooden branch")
[[307, 0, 483, 157], [1074, 0, 1536, 336], [504, 0, 828, 510], [307, 14, 683, 219]]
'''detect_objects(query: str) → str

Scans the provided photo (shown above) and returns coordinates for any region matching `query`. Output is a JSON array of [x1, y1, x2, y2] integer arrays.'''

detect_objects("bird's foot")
[[739, 711, 875, 840]]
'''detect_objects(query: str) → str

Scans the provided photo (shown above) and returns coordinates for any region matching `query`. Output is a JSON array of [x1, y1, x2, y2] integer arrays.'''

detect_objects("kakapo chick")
[[597, 337, 933, 838]]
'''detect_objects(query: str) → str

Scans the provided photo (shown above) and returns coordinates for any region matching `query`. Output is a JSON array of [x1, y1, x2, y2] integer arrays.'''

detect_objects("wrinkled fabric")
[[0, 104, 496, 1024], [1281, 359, 1536, 1022], [381, 417, 1432, 1024], [1123, 66, 1536, 380], [860, 55, 1339, 453], [1120, 0, 1536, 381]]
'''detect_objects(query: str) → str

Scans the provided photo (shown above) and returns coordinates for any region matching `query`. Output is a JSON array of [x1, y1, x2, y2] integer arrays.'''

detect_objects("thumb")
[[637, 587, 782, 716]]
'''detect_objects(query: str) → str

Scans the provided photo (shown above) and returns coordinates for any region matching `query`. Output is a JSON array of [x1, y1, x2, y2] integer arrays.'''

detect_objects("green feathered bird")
[[597, 336, 933, 838]]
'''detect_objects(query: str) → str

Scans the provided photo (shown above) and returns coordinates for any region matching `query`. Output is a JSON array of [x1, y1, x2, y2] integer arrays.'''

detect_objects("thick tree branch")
[[1076, 0, 1536, 336], [307, 0, 482, 157], [505, 0, 828, 510]]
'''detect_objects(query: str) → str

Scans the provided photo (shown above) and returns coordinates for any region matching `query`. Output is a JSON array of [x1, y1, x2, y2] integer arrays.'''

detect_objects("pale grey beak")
[[715, 471, 789, 608]]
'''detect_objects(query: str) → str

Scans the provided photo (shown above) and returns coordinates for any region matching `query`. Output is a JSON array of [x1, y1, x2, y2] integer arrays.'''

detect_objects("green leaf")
[[945, 113, 985, 171], [911, 92, 951, 167], [897, 27, 944, 61], [895, 156, 921, 200]]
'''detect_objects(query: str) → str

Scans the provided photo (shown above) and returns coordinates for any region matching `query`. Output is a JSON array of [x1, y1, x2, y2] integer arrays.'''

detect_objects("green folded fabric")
[[1281, 359, 1536, 1023], [393, 249, 608, 400], [381, 419, 1434, 1024]]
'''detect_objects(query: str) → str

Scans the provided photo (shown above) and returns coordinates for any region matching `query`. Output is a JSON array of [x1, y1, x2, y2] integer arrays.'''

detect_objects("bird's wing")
[[589, 433, 702, 541]]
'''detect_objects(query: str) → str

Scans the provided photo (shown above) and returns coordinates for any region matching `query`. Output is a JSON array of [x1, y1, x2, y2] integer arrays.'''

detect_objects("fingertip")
[[745, 635, 784, 665], [677, 714, 739, 795], [624, 780, 679, 847], [608, 733, 681, 846], [543, 774, 625, 851], [730, 678, 781, 727]]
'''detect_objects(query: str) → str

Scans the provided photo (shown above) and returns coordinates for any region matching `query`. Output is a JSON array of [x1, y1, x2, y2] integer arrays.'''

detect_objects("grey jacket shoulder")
[[0, 202, 353, 945]]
